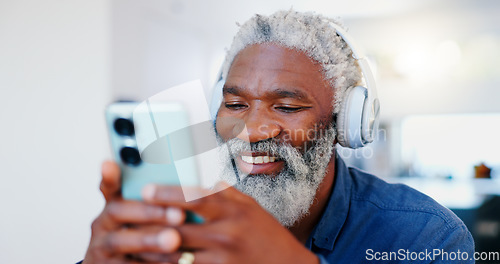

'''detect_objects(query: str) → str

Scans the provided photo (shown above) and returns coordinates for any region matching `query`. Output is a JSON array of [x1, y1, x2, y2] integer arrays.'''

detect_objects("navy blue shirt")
[[307, 153, 475, 263]]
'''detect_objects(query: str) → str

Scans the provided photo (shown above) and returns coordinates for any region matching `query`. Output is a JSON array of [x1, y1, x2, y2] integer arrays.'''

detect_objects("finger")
[[142, 185, 211, 205], [142, 185, 228, 221], [83, 245, 149, 264], [100, 160, 121, 201], [135, 251, 211, 264], [133, 252, 178, 263], [177, 251, 227, 264], [103, 228, 181, 254], [141, 184, 258, 223], [176, 222, 245, 250], [176, 224, 216, 249], [212, 181, 232, 193], [212, 181, 251, 203], [104, 201, 186, 227], [141, 183, 243, 204], [123, 252, 175, 264], [186, 184, 256, 221]]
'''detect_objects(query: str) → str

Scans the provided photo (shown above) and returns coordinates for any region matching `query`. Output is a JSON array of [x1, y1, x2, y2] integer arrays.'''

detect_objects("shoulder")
[[345, 167, 474, 250], [348, 167, 459, 228]]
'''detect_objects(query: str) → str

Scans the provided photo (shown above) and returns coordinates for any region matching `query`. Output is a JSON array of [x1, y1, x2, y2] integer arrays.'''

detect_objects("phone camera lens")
[[120, 147, 142, 166], [114, 118, 135, 136]]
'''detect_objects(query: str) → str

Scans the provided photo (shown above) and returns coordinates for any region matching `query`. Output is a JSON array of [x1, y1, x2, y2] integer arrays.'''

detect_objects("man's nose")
[[235, 107, 280, 143]]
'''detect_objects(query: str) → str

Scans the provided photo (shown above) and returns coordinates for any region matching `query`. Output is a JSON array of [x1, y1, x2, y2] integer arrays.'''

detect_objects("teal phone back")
[[105, 102, 195, 201]]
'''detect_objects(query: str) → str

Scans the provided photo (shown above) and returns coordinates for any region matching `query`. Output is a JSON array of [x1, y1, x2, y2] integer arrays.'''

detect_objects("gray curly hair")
[[221, 9, 362, 114]]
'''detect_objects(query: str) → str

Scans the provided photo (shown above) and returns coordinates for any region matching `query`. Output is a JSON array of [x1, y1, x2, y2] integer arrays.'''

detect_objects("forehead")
[[225, 43, 333, 111]]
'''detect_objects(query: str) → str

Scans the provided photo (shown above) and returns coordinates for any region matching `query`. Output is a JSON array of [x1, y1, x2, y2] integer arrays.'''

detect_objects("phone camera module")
[[114, 118, 135, 136], [120, 147, 142, 166]]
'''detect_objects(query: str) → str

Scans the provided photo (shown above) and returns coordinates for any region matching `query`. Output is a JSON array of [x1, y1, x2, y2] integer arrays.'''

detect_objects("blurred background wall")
[[1, 0, 499, 263], [0, 0, 110, 263]]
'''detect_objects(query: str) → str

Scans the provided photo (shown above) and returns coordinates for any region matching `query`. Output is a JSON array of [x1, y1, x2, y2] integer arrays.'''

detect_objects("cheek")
[[215, 116, 231, 141], [281, 116, 332, 150], [215, 114, 246, 141], [280, 121, 318, 149]]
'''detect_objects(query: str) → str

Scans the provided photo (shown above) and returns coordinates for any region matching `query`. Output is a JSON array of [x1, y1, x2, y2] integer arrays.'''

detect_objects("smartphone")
[[105, 101, 203, 223]]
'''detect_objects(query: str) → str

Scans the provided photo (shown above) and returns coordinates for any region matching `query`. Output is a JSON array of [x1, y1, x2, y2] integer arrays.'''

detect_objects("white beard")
[[218, 126, 336, 227]]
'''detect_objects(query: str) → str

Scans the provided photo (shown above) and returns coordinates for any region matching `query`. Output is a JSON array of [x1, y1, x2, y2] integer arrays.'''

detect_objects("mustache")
[[225, 137, 298, 159], [225, 137, 310, 180]]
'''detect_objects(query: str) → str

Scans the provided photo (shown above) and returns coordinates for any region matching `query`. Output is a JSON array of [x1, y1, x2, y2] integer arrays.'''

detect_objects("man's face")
[[215, 43, 336, 226]]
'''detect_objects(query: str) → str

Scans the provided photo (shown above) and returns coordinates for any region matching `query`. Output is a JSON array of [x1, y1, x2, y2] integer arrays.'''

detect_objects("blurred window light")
[[393, 40, 462, 81], [461, 34, 500, 79], [435, 40, 461, 73], [394, 45, 432, 79], [400, 113, 500, 179]]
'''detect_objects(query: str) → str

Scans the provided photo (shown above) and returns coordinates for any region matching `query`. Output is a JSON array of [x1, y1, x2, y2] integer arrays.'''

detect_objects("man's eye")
[[224, 103, 247, 110], [275, 106, 305, 113]]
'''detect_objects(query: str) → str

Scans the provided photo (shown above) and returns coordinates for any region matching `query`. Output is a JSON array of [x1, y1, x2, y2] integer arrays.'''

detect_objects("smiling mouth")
[[240, 155, 278, 164], [235, 152, 285, 176]]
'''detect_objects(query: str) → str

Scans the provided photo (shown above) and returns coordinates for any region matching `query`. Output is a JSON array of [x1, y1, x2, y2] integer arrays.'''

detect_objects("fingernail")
[[142, 184, 156, 201], [157, 229, 180, 252], [166, 207, 184, 225]]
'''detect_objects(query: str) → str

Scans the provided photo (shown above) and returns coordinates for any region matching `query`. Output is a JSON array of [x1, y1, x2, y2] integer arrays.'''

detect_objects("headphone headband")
[[327, 22, 377, 101]]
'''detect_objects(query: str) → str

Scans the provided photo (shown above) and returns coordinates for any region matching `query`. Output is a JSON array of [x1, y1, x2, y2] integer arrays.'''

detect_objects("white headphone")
[[209, 23, 380, 149], [329, 23, 380, 149]]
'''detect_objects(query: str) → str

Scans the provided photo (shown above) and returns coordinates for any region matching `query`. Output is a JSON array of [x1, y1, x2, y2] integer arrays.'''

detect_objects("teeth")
[[242, 156, 253, 163], [241, 155, 278, 164]]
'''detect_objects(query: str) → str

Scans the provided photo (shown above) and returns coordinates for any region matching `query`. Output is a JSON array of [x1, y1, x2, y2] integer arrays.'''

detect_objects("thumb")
[[100, 160, 121, 201]]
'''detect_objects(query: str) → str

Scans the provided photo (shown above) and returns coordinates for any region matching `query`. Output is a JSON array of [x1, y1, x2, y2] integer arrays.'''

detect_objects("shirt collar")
[[310, 151, 352, 251]]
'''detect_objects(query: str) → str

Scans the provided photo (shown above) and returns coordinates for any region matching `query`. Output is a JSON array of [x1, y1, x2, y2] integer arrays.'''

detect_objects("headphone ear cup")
[[336, 86, 368, 148]]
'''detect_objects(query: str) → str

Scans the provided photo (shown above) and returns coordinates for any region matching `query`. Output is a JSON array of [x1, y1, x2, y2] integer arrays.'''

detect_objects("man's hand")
[[83, 161, 318, 264], [82, 161, 186, 264], [140, 183, 320, 264]]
